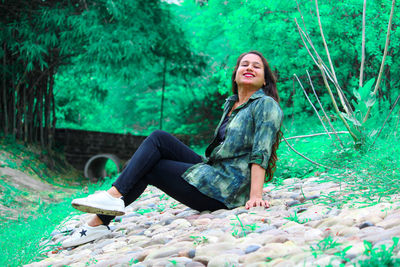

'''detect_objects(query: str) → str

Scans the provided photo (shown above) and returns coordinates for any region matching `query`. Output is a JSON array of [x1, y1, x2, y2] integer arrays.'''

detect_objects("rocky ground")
[[26, 175, 400, 267]]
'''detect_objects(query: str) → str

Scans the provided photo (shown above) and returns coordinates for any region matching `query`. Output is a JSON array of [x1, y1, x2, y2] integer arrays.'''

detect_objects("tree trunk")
[[23, 82, 28, 143], [15, 70, 22, 140], [38, 79, 44, 148], [33, 84, 39, 143], [45, 69, 52, 147], [160, 57, 167, 130], [48, 65, 56, 150], [27, 81, 35, 143], [2, 43, 8, 136]]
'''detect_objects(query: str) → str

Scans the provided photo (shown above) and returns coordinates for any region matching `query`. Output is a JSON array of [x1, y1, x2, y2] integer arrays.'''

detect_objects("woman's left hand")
[[245, 197, 270, 209]]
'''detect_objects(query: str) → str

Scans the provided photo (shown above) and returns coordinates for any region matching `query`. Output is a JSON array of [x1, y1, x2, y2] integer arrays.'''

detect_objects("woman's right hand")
[[245, 197, 269, 209]]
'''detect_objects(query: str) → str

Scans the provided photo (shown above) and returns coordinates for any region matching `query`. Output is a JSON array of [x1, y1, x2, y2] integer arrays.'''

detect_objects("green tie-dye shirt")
[[182, 88, 283, 209]]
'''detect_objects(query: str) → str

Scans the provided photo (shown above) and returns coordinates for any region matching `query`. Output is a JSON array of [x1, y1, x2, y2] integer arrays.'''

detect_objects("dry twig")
[[282, 136, 331, 169], [284, 131, 349, 141]]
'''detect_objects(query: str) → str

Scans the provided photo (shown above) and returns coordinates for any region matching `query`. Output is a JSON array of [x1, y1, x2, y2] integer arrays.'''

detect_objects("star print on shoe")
[[79, 229, 87, 237], [61, 224, 111, 248]]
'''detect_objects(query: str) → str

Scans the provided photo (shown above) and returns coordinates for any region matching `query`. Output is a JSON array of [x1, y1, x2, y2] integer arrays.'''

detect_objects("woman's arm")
[[245, 163, 269, 209]]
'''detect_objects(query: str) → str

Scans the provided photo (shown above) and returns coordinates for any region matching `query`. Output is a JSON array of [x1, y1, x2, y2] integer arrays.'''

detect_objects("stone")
[[207, 254, 239, 267], [376, 217, 400, 229], [245, 245, 261, 254], [304, 228, 323, 242], [192, 256, 210, 266], [359, 221, 375, 229], [286, 200, 301, 207], [188, 249, 196, 258], [169, 219, 191, 229], [145, 247, 180, 260], [29, 179, 400, 267], [282, 178, 302, 185], [185, 261, 206, 267], [254, 224, 276, 234], [195, 242, 237, 257]]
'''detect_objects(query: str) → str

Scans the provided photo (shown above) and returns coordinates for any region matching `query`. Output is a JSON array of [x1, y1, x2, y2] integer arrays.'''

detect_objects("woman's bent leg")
[[146, 159, 227, 212], [98, 159, 227, 225], [113, 130, 202, 196]]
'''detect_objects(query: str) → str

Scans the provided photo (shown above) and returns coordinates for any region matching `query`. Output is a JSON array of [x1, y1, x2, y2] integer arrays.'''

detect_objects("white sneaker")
[[61, 224, 111, 248], [71, 191, 125, 216]]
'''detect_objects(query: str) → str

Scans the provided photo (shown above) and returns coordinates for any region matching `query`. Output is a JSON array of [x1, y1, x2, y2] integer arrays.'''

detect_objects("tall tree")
[[1, 0, 205, 146]]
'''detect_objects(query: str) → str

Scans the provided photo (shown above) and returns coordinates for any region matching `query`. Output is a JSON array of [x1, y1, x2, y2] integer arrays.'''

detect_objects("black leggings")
[[97, 130, 227, 225]]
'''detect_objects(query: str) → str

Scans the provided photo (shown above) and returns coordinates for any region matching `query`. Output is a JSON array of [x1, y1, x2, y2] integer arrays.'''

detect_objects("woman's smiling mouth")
[[243, 72, 255, 77]]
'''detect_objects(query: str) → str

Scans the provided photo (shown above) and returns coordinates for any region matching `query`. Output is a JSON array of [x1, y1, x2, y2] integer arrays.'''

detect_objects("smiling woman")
[[61, 51, 284, 248]]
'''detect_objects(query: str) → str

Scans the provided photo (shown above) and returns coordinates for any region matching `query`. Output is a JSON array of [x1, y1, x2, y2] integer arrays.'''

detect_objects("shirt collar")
[[226, 88, 265, 102]]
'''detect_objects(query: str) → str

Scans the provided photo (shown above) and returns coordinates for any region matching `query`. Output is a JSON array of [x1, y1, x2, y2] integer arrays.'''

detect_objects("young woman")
[[62, 51, 283, 248]]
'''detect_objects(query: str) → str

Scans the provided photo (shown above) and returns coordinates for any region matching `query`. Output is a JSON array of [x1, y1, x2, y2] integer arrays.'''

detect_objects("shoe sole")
[[62, 230, 111, 248], [71, 203, 125, 216]]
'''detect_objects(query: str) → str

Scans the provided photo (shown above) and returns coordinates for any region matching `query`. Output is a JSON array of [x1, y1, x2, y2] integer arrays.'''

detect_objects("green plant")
[[129, 258, 139, 265], [135, 208, 154, 215], [284, 211, 310, 224], [190, 235, 209, 245], [168, 259, 178, 266], [333, 245, 353, 264], [310, 236, 342, 258], [358, 237, 400, 267], [294, 0, 398, 147], [85, 257, 98, 266], [230, 215, 259, 237]]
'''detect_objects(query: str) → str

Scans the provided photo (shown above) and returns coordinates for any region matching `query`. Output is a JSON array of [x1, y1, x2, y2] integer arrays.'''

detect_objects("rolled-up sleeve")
[[249, 97, 283, 169]]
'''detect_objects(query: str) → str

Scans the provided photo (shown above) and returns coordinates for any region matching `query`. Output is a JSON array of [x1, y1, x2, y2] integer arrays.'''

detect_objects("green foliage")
[[0, 173, 115, 266], [190, 235, 209, 245], [358, 238, 400, 267], [310, 236, 342, 258], [284, 211, 310, 224], [230, 215, 259, 237]]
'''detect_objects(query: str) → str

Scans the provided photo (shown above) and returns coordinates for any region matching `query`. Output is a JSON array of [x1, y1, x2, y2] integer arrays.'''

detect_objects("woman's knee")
[[147, 130, 173, 144], [149, 130, 168, 139]]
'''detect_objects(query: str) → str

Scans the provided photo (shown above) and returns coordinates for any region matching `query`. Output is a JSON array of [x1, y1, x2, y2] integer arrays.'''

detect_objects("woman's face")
[[235, 53, 265, 90]]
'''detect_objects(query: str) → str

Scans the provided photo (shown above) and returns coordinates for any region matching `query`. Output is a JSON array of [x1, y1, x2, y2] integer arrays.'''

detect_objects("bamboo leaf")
[[341, 112, 361, 126]]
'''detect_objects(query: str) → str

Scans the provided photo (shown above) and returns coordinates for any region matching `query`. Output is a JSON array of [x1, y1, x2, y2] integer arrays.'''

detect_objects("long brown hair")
[[231, 51, 283, 182]]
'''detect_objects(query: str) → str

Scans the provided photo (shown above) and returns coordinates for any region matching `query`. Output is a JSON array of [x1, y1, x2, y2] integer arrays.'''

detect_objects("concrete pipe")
[[84, 154, 122, 180]]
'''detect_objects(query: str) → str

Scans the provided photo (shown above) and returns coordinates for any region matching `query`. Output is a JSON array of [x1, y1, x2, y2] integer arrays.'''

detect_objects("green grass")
[[0, 175, 115, 267], [0, 137, 117, 266], [275, 114, 400, 207]]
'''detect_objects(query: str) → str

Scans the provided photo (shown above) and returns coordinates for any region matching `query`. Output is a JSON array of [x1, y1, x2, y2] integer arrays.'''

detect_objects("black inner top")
[[217, 115, 230, 143]]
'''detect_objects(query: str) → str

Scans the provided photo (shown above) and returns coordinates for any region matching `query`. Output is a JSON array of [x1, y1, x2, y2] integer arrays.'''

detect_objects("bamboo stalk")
[[306, 70, 344, 147], [315, 0, 354, 116], [318, 61, 358, 141], [363, 0, 396, 123], [359, 0, 367, 88], [23, 83, 28, 143], [315, 0, 338, 84], [294, 18, 335, 84], [2, 43, 8, 136], [47, 63, 55, 150], [284, 131, 349, 141], [295, 17, 352, 115], [294, 74, 337, 148]]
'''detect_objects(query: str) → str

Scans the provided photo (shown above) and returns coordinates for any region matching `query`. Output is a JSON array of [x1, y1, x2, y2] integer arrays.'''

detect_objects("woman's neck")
[[237, 86, 259, 105]]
